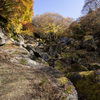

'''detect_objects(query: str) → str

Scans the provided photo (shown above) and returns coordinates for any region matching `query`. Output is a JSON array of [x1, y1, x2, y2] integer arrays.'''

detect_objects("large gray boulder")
[[10, 34, 26, 48], [23, 45, 50, 62], [0, 26, 9, 45]]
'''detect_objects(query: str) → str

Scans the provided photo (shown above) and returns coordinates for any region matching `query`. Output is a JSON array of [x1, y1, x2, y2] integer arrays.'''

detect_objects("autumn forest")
[[0, 0, 100, 41], [0, 0, 100, 100]]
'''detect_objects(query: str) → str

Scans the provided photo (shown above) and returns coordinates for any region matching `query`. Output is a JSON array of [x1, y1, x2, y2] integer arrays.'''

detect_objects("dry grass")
[[0, 43, 69, 100]]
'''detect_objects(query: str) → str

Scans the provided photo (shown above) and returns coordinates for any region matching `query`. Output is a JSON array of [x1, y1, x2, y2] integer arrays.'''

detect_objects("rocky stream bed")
[[0, 25, 100, 100]]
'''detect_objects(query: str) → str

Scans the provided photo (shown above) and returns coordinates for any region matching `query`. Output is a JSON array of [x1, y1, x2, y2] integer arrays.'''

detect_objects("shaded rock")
[[96, 40, 100, 48], [86, 44, 97, 51], [77, 50, 87, 58], [24, 45, 49, 61], [38, 42, 45, 46], [48, 44, 62, 57], [62, 46, 70, 53], [35, 45, 46, 52], [87, 63, 100, 70], [54, 60, 68, 72], [39, 52, 50, 62], [61, 57, 73, 65], [73, 40, 81, 50], [81, 35, 94, 48], [67, 38, 75, 45], [71, 63, 89, 72], [55, 60, 88, 73], [65, 70, 100, 100], [61, 52, 80, 65]]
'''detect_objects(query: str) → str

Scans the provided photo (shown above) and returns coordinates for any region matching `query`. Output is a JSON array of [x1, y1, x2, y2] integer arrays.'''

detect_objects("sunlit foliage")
[[32, 12, 73, 41], [0, 0, 34, 36], [69, 8, 100, 39]]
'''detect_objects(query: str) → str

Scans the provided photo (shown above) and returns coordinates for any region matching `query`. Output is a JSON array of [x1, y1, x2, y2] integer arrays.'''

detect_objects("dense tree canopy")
[[69, 8, 100, 39], [0, 0, 34, 36], [32, 12, 73, 41]]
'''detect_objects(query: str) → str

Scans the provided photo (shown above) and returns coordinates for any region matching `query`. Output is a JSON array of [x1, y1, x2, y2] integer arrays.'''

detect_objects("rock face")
[[0, 26, 9, 45], [0, 43, 78, 100], [1, 25, 100, 100], [24, 45, 50, 62]]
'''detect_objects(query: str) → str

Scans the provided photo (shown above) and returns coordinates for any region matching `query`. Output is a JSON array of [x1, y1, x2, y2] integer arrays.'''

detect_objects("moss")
[[77, 50, 87, 58], [20, 58, 27, 65], [55, 60, 66, 72], [76, 74, 100, 100], [90, 63, 100, 66], [71, 65, 89, 72], [62, 96, 67, 100], [57, 77, 68, 86], [84, 35, 93, 41], [40, 77, 47, 85], [79, 71, 94, 77], [73, 53, 79, 61], [45, 62, 49, 66], [65, 71, 100, 99], [79, 65, 89, 71], [61, 53, 73, 58]]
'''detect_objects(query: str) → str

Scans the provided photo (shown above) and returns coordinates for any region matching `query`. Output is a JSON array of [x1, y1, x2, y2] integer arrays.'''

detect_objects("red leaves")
[[22, 22, 34, 32]]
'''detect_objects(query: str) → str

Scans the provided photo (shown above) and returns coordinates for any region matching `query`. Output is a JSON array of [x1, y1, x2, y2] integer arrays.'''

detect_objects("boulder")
[[65, 70, 100, 100], [10, 34, 25, 48], [81, 35, 94, 48], [24, 45, 49, 62], [48, 44, 62, 57], [86, 44, 97, 51], [96, 40, 100, 48], [0, 26, 9, 46], [38, 66, 78, 100], [77, 50, 87, 58], [73, 40, 81, 50], [67, 38, 75, 45], [87, 63, 100, 70]]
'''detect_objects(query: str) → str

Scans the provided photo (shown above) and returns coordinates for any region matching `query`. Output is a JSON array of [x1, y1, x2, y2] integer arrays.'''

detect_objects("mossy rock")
[[87, 63, 100, 70], [61, 53, 73, 58], [76, 74, 100, 100], [83, 35, 94, 41], [65, 70, 100, 100], [57, 77, 69, 85], [62, 46, 70, 53], [77, 50, 87, 58], [73, 53, 79, 61], [56, 77, 78, 99], [20, 58, 28, 65], [55, 60, 67, 72], [71, 64, 89, 72], [57, 77, 73, 94], [73, 41, 81, 50], [82, 35, 94, 48]]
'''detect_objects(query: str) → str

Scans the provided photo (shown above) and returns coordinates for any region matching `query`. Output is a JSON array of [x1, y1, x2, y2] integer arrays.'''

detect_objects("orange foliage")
[[22, 22, 34, 32]]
